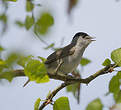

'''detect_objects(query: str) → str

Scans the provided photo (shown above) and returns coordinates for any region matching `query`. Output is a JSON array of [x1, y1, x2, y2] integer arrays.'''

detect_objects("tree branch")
[[12, 63, 116, 84], [0, 64, 117, 109], [47, 64, 117, 84], [39, 82, 71, 110], [39, 64, 117, 109]]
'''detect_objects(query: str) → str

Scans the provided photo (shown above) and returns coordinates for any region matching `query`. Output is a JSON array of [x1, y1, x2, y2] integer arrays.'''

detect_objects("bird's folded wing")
[[44, 44, 75, 64]]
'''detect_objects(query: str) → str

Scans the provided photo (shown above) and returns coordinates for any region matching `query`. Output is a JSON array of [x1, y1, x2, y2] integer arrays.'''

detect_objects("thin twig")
[[34, 33, 55, 51], [39, 82, 71, 110], [23, 79, 30, 87]]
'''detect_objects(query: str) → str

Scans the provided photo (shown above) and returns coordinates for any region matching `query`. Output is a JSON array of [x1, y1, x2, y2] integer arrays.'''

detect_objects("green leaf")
[[15, 21, 25, 27], [6, 53, 19, 67], [0, 71, 14, 82], [38, 12, 54, 26], [46, 91, 51, 99], [102, 58, 111, 66], [24, 59, 48, 83], [36, 75, 49, 83], [34, 98, 41, 110], [0, 59, 6, 66], [66, 84, 77, 94], [114, 90, 121, 103], [80, 58, 91, 66], [4, 0, 17, 2], [86, 98, 103, 110], [109, 71, 121, 94], [26, 0, 34, 12], [44, 43, 55, 50], [66, 83, 80, 99], [25, 16, 34, 30], [111, 48, 121, 66], [0, 46, 4, 52], [17, 55, 33, 67], [53, 97, 70, 110], [38, 56, 46, 62], [0, 59, 8, 72], [0, 14, 7, 23], [34, 12, 54, 35], [109, 71, 121, 103]]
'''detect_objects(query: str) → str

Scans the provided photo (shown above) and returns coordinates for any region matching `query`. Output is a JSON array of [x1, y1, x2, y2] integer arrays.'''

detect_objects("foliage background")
[[0, 0, 121, 110]]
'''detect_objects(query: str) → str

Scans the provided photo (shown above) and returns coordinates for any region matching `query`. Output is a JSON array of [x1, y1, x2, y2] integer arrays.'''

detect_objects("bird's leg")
[[72, 71, 81, 78], [54, 59, 63, 75]]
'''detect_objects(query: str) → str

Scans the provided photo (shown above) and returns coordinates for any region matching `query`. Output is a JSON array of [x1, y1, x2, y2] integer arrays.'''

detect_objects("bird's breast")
[[60, 48, 84, 74]]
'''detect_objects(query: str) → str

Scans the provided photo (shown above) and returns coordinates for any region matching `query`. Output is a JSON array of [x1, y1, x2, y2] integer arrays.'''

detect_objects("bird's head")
[[71, 32, 95, 47]]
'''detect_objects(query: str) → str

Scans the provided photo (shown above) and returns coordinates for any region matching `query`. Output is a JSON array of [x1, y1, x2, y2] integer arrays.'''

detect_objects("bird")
[[23, 32, 95, 87], [44, 32, 95, 76]]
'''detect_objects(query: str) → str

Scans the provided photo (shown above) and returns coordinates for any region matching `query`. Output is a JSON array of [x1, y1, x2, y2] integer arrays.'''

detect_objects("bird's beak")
[[88, 36, 96, 41]]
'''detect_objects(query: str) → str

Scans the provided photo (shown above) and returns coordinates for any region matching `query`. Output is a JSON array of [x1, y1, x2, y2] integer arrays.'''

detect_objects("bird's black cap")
[[73, 32, 89, 39], [71, 32, 89, 44], [72, 32, 88, 41]]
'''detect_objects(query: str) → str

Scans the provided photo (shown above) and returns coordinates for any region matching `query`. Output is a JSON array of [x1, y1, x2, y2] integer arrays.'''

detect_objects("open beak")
[[91, 38, 96, 41], [87, 36, 96, 41]]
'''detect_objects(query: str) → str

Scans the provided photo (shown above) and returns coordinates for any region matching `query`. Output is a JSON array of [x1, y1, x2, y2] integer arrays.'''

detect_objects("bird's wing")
[[44, 44, 75, 64]]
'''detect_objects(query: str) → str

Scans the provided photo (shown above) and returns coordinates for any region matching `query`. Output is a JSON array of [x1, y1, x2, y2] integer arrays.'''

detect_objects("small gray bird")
[[44, 32, 95, 75]]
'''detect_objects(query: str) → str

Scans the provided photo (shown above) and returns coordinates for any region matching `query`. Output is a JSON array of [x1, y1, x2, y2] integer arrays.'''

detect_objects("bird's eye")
[[85, 36, 92, 39], [82, 36, 86, 38]]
